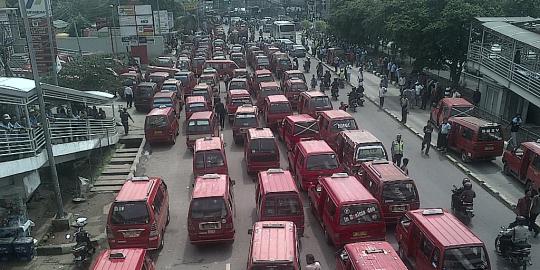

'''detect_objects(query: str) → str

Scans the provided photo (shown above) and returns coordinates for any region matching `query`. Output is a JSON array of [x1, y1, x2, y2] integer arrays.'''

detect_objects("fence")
[[0, 118, 117, 160]]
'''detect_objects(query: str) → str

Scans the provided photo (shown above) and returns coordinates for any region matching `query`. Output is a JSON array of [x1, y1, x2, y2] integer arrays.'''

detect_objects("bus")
[[272, 21, 295, 42]]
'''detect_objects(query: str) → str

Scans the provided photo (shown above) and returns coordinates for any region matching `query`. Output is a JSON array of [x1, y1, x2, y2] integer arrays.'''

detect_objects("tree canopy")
[[56, 54, 123, 93]]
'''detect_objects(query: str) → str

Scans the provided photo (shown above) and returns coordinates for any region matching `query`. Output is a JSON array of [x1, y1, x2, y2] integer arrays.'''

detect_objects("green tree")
[[501, 0, 540, 17], [300, 19, 311, 31], [57, 54, 122, 93]]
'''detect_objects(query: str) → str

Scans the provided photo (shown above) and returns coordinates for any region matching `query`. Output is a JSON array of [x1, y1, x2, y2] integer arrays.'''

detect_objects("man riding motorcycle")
[[499, 216, 530, 257], [323, 71, 331, 87], [452, 178, 476, 212]]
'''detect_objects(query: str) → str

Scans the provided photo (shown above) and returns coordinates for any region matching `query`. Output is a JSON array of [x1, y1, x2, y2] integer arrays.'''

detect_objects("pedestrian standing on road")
[[379, 76, 388, 109], [119, 108, 134, 135], [400, 158, 409, 175], [421, 121, 434, 155], [400, 95, 409, 124], [421, 82, 431, 110], [398, 75, 406, 96], [530, 188, 540, 237], [390, 62, 397, 82], [438, 118, 451, 152], [414, 81, 423, 107], [215, 98, 227, 130], [124, 85, 134, 108], [444, 87, 452, 98], [472, 87, 481, 106], [311, 74, 318, 90], [509, 113, 522, 148], [391, 134, 404, 166]]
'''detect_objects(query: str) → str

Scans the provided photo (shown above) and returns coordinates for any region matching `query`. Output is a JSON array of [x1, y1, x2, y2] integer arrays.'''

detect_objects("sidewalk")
[[306, 39, 528, 213]]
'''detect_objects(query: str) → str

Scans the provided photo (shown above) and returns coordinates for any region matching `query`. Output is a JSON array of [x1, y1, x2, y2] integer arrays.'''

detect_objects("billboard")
[[153, 10, 169, 34], [118, 4, 154, 39], [24, 0, 51, 18], [168, 11, 174, 30]]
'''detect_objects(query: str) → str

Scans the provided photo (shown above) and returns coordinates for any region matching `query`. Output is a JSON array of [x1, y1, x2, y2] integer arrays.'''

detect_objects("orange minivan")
[[335, 130, 388, 175], [263, 94, 292, 129], [186, 111, 219, 149], [92, 249, 155, 270], [280, 114, 319, 151], [336, 241, 407, 270], [256, 81, 282, 107], [308, 173, 386, 246], [318, 110, 359, 150], [359, 160, 420, 224], [256, 169, 304, 235], [184, 96, 209, 120], [246, 221, 301, 270], [204, 59, 239, 79], [188, 174, 235, 244], [244, 128, 280, 174], [226, 89, 252, 122], [283, 78, 308, 109], [430, 97, 474, 127], [193, 137, 228, 176], [107, 177, 169, 250], [144, 107, 179, 145], [447, 116, 504, 162], [396, 209, 491, 270], [298, 91, 333, 117], [232, 105, 259, 144]]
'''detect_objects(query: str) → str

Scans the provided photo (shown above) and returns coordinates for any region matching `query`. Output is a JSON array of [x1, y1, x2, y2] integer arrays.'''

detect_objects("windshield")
[[443, 246, 489, 270], [200, 78, 214, 85], [250, 138, 277, 153], [306, 154, 339, 170], [145, 115, 167, 129], [478, 127, 502, 141], [194, 150, 225, 169], [229, 81, 247, 90], [382, 181, 418, 203], [330, 119, 357, 132], [290, 83, 307, 92], [138, 86, 155, 97], [263, 195, 301, 216], [162, 85, 177, 92], [187, 119, 211, 132], [194, 59, 205, 65], [231, 55, 244, 61], [178, 62, 190, 70], [293, 121, 319, 136], [450, 106, 474, 117], [190, 197, 228, 219], [340, 203, 381, 225], [192, 90, 209, 99], [122, 78, 137, 86], [258, 75, 273, 83], [279, 59, 291, 66], [110, 202, 149, 225], [279, 24, 294, 32], [269, 103, 292, 113], [175, 75, 188, 84], [355, 145, 386, 161], [188, 103, 206, 112], [149, 76, 165, 83], [232, 98, 252, 107], [257, 57, 270, 65], [153, 98, 172, 108], [234, 114, 257, 127], [261, 88, 281, 98], [310, 96, 332, 109]]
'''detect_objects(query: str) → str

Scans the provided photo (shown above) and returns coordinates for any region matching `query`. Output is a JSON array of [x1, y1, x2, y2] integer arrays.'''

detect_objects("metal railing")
[[0, 118, 117, 160]]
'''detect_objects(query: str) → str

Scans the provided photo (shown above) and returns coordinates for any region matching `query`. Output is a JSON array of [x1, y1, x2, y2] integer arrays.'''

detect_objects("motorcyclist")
[[310, 74, 318, 90], [452, 178, 475, 210], [500, 216, 530, 257], [323, 71, 331, 87]]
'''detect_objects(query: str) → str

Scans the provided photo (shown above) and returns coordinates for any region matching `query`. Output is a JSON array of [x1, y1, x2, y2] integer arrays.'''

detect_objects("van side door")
[[415, 234, 439, 270]]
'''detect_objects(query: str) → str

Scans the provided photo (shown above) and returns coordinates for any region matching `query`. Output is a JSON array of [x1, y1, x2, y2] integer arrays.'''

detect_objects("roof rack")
[[422, 209, 444, 216], [202, 174, 221, 179], [331, 173, 349, 178], [262, 223, 286, 228], [130, 176, 149, 181], [364, 248, 387, 255], [109, 252, 126, 259], [267, 168, 284, 174]]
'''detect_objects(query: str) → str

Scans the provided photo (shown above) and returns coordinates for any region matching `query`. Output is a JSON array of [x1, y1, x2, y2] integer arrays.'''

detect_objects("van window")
[[153, 97, 173, 108], [306, 154, 339, 170], [146, 116, 167, 129], [232, 98, 252, 107], [234, 113, 257, 127], [325, 198, 337, 217], [194, 150, 225, 169], [532, 156, 540, 171], [229, 81, 247, 90], [188, 103, 207, 112], [162, 85, 178, 92], [310, 96, 331, 109], [152, 187, 165, 216], [330, 119, 357, 132], [110, 202, 150, 225], [462, 127, 473, 140], [187, 120, 211, 132], [190, 197, 228, 219], [340, 204, 381, 225], [257, 74, 273, 83], [355, 145, 386, 161], [478, 126, 502, 141], [420, 236, 434, 258], [269, 103, 292, 113], [264, 195, 301, 216], [443, 246, 488, 269], [382, 181, 417, 203], [250, 138, 277, 153], [431, 247, 441, 268], [289, 83, 307, 92]]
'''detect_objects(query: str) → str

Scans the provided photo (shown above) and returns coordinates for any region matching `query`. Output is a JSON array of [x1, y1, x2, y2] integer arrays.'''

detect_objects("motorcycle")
[[451, 185, 474, 222], [68, 217, 96, 267], [348, 98, 357, 112], [495, 227, 531, 269]]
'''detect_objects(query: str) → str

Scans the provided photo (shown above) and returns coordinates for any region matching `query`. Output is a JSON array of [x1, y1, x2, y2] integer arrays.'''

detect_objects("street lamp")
[[109, 4, 117, 55]]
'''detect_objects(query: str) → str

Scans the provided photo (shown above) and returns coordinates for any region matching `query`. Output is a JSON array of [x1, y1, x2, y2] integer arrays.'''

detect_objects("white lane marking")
[[226, 263, 231, 270]]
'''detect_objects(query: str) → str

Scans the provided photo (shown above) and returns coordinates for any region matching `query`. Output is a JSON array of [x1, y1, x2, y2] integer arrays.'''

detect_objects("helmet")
[[462, 177, 471, 185], [463, 181, 472, 190], [396, 134, 402, 138]]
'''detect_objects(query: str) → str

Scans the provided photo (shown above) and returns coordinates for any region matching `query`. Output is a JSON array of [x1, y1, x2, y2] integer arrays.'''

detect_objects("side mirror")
[[248, 229, 253, 235]]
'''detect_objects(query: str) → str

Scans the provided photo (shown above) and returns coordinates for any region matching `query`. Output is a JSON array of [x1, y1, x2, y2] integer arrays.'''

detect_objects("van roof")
[[255, 69, 272, 75], [323, 174, 376, 204], [320, 109, 354, 119], [440, 97, 473, 107], [228, 89, 250, 96], [192, 174, 228, 199], [251, 221, 296, 263], [230, 78, 248, 83], [189, 111, 213, 120], [285, 70, 303, 75], [194, 83, 211, 89], [285, 114, 316, 123], [149, 72, 170, 77], [301, 91, 326, 98], [259, 81, 280, 88], [363, 161, 411, 182], [236, 105, 257, 114], [450, 116, 499, 128], [147, 107, 173, 116], [344, 242, 407, 270], [297, 140, 334, 154], [93, 248, 146, 270], [340, 130, 381, 144], [259, 169, 298, 194], [153, 91, 175, 98], [194, 137, 223, 152], [248, 127, 274, 139], [287, 78, 305, 84], [408, 209, 484, 247], [266, 94, 289, 103], [186, 95, 206, 103], [115, 177, 160, 202]]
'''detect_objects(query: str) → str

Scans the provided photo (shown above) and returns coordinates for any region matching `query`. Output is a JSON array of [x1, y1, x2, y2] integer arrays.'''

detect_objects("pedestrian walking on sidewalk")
[[421, 83, 431, 110], [437, 118, 451, 152], [391, 134, 404, 167], [398, 75, 406, 96], [400, 158, 409, 175], [509, 113, 522, 148], [400, 96, 409, 124], [529, 188, 540, 238], [311, 74, 318, 90], [421, 121, 434, 155], [215, 98, 227, 130], [379, 77, 388, 109], [119, 108, 134, 135], [124, 85, 133, 108], [414, 81, 423, 107]]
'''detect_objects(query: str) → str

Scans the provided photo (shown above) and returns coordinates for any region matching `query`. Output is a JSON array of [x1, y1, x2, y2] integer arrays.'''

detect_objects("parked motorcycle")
[[68, 217, 96, 267], [451, 185, 474, 223], [495, 227, 531, 269]]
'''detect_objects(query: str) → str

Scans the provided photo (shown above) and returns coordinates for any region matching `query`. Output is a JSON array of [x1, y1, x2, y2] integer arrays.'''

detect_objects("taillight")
[[106, 226, 114, 239], [149, 221, 159, 237]]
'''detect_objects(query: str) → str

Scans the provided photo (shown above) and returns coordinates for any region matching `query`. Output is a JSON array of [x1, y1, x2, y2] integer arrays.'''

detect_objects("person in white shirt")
[[124, 86, 134, 108]]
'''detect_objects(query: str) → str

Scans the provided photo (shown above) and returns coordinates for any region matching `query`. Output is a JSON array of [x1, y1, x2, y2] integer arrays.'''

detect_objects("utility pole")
[[43, 0, 58, 85], [156, 0, 161, 35], [109, 5, 116, 55], [18, 0, 65, 220], [73, 19, 82, 55]]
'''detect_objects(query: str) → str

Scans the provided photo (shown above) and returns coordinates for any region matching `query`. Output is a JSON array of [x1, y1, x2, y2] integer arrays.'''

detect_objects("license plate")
[[207, 229, 215, 234], [392, 205, 407, 212], [353, 231, 368, 237], [154, 131, 162, 134], [200, 222, 220, 230], [485, 146, 494, 150], [122, 231, 140, 238]]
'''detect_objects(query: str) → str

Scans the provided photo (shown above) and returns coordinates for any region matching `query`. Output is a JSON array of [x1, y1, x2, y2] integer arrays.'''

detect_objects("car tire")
[[461, 152, 470, 163]]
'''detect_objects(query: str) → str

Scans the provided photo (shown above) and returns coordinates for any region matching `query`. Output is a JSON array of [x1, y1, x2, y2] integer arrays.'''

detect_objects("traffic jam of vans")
[[95, 29, 533, 270]]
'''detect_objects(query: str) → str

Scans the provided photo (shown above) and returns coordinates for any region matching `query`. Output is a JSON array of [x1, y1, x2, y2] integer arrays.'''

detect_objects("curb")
[[36, 233, 106, 256], [313, 55, 519, 212], [128, 137, 146, 178]]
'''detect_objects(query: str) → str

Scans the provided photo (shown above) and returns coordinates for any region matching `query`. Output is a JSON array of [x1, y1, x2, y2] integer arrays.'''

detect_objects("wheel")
[[171, 134, 176, 145], [158, 230, 165, 250], [461, 151, 470, 163], [503, 162, 511, 175], [494, 236, 501, 254]]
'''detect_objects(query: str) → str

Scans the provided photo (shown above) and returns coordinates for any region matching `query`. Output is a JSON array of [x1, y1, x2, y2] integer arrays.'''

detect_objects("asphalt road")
[[138, 48, 540, 269]]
